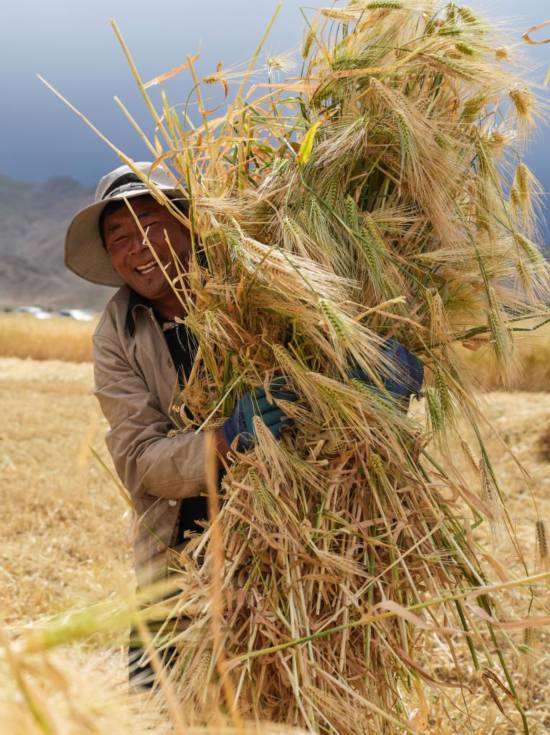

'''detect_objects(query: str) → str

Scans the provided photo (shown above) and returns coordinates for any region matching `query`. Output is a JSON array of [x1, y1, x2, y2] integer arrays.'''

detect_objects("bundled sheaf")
[[94, 2, 549, 733]]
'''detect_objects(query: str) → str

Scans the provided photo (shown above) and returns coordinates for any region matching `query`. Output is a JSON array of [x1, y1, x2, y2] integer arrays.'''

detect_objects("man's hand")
[[222, 378, 297, 453], [349, 338, 424, 404]]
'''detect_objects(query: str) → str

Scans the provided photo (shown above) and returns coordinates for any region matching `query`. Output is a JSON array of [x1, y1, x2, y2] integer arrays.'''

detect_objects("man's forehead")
[[104, 196, 164, 229]]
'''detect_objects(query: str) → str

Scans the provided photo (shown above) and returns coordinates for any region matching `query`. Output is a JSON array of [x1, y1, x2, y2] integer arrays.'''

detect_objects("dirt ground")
[[1, 356, 549, 733], [0, 357, 132, 624]]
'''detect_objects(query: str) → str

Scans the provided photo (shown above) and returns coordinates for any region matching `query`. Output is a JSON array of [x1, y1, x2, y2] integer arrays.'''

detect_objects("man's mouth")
[[134, 260, 170, 275]]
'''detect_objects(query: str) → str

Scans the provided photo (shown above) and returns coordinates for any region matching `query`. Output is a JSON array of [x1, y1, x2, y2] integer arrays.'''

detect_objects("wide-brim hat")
[[65, 161, 186, 287]]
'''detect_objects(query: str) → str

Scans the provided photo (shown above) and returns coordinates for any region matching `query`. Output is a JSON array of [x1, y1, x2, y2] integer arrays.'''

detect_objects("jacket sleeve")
[[93, 333, 207, 500]]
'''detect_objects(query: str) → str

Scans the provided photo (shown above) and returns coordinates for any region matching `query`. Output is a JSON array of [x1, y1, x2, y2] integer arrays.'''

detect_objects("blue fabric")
[[223, 377, 297, 452], [349, 338, 424, 402]]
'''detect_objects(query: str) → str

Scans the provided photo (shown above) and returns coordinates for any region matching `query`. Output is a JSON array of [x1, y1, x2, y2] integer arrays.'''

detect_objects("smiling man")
[[64, 161, 297, 690]]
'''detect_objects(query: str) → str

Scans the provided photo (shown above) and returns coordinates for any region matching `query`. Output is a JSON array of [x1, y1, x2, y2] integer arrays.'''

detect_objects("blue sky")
[[1, 0, 548, 235]]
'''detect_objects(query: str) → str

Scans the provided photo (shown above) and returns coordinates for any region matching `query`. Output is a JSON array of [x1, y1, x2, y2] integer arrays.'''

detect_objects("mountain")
[[0, 174, 114, 311]]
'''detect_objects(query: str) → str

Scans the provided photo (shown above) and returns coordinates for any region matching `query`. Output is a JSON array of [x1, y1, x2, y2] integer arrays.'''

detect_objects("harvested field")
[[413, 392, 550, 733], [460, 321, 550, 393], [1, 356, 549, 732], [0, 357, 132, 624]]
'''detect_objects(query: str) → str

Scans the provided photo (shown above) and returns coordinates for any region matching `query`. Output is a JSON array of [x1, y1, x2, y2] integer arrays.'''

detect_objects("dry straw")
[[39, 1, 550, 733]]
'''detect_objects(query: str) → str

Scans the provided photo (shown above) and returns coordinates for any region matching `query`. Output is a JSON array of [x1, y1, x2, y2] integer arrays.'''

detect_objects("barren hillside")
[[0, 173, 113, 311]]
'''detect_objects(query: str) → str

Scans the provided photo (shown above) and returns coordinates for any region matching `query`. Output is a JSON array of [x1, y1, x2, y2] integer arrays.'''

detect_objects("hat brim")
[[65, 186, 184, 287]]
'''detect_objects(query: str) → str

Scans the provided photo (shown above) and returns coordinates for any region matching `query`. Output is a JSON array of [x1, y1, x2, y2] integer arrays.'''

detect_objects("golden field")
[[0, 313, 96, 362], [1, 324, 549, 732]]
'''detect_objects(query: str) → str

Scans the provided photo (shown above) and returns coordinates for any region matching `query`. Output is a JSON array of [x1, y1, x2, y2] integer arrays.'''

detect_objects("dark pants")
[[128, 627, 180, 690], [128, 496, 208, 691]]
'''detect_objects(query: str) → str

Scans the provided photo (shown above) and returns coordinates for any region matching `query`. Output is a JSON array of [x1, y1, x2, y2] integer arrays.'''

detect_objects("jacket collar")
[[125, 288, 190, 337], [125, 289, 151, 337]]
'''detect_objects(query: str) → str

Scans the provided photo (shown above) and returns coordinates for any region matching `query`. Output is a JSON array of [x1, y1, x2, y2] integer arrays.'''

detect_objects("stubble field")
[[1, 315, 550, 733]]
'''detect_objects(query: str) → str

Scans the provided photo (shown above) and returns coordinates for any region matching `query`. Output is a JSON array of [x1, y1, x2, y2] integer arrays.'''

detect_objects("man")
[[65, 160, 423, 689], [65, 161, 298, 688]]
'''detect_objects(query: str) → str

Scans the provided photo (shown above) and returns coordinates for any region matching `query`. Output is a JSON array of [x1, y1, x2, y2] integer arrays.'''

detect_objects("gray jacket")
[[92, 286, 207, 587]]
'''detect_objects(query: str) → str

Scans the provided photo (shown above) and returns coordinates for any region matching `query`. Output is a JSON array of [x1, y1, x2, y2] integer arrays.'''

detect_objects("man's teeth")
[[136, 260, 157, 274], [136, 260, 171, 275]]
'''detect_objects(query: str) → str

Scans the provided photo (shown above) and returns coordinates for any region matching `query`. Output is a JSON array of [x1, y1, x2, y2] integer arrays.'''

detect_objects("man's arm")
[[93, 333, 222, 501]]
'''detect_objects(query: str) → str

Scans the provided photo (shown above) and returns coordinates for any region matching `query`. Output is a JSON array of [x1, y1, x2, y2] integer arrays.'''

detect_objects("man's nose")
[[126, 227, 149, 256]]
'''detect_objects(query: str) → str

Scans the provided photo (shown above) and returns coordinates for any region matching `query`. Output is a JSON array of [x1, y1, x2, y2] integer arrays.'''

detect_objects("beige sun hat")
[[65, 161, 186, 287]]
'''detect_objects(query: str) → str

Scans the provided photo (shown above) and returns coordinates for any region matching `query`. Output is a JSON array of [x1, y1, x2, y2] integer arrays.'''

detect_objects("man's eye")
[[108, 236, 127, 250]]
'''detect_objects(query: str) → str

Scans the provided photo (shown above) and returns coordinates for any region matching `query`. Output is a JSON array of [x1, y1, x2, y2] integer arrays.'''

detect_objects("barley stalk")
[[38, 2, 550, 732]]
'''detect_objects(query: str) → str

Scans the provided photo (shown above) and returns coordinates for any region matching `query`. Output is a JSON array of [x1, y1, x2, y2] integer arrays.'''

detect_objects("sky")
[[1, 0, 548, 233]]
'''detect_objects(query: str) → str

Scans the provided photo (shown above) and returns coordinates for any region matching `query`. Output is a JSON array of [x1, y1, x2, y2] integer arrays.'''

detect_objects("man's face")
[[102, 195, 192, 301]]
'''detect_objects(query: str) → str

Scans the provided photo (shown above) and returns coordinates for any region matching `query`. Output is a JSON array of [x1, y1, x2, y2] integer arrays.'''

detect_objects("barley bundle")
[[57, 2, 550, 732]]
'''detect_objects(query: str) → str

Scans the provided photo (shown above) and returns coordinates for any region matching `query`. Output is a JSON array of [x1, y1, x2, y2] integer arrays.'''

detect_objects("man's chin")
[[127, 273, 172, 302]]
